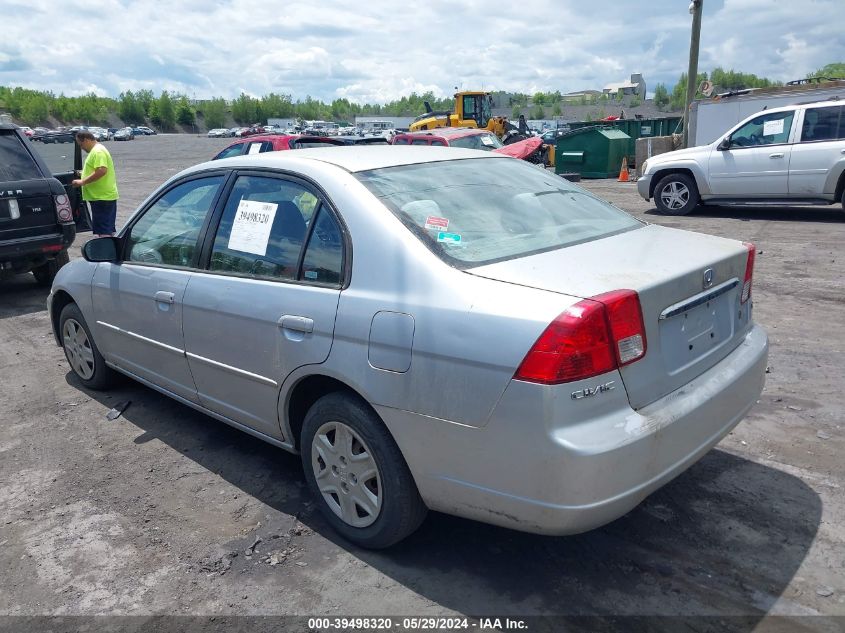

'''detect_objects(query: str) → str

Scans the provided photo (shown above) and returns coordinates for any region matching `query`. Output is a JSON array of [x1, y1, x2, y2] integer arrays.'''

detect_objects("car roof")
[[189, 145, 503, 175]]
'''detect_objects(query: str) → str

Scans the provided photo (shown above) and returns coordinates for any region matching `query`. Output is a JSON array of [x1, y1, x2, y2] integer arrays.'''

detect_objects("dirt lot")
[[1, 134, 843, 629]]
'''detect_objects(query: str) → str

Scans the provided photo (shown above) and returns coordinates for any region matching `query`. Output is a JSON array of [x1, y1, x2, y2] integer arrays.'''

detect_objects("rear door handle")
[[841, 149, 845, 154], [769, 153, 784, 159], [278, 315, 314, 333], [154, 291, 175, 304]]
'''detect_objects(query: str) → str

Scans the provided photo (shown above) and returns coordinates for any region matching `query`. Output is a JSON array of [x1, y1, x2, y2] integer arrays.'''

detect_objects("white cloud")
[[0, 0, 842, 102]]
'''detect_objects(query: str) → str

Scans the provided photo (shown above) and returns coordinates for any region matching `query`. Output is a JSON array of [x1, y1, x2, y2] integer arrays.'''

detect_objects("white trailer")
[[690, 80, 845, 146]]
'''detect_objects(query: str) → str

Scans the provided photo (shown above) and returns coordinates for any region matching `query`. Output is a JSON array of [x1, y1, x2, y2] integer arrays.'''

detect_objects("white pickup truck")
[[638, 99, 845, 215]]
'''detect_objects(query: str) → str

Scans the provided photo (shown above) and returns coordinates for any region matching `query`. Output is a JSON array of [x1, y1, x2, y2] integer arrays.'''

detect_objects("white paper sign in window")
[[763, 119, 784, 136], [480, 135, 495, 146], [247, 143, 263, 155], [227, 199, 277, 256]]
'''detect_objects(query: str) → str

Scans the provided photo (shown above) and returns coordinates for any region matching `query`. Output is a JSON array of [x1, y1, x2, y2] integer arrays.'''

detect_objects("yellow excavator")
[[409, 91, 553, 167], [410, 91, 510, 134]]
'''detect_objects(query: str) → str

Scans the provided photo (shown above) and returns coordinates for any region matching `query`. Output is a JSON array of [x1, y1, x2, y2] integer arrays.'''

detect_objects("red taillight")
[[595, 289, 648, 367], [54, 194, 73, 222], [515, 290, 647, 384], [41, 244, 63, 253], [741, 242, 755, 304]]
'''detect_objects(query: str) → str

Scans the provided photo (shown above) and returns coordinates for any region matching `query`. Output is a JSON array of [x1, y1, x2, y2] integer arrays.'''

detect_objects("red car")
[[392, 128, 545, 162], [212, 135, 345, 160]]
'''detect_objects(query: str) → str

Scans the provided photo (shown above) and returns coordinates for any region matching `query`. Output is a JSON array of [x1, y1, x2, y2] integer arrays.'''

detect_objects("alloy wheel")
[[660, 181, 690, 210]]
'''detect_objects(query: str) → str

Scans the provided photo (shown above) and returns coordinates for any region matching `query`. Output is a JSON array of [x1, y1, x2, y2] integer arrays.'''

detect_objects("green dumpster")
[[554, 126, 630, 178], [567, 117, 682, 167]]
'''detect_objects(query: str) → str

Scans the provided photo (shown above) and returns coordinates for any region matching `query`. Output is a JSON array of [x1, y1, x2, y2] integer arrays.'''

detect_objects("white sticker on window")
[[247, 143, 263, 155], [763, 119, 784, 136], [480, 135, 495, 146], [227, 199, 277, 256]]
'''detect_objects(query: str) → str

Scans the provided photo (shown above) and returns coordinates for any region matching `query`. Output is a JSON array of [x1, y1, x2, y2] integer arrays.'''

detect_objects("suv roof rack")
[[794, 95, 843, 105]]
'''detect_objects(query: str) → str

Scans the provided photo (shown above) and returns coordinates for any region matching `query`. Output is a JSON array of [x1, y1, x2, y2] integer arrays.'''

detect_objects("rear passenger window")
[[300, 208, 343, 286], [393, 138, 410, 145], [412, 139, 431, 146], [0, 133, 41, 180], [209, 175, 309, 280], [801, 106, 843, 142], [431, 140, 447, 146]]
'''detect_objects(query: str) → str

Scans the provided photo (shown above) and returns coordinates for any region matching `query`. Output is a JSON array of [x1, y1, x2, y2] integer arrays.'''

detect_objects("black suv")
[[0, 124, 88, 284]]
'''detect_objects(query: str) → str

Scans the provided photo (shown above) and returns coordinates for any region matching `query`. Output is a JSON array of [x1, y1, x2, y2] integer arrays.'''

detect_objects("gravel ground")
[[1, 134, 843, 629]]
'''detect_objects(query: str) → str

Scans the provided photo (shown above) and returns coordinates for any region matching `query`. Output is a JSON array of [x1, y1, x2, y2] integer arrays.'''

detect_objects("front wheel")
[[59, 303, 116, 390], [654, 173, 700, 216], [301, 392, 427, 548]]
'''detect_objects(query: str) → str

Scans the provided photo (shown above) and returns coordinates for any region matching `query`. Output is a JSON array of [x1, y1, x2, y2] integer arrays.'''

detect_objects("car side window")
[[209, 175, 310, 280], [393, 138, 410, 145], [729, 111, 794, 148], [126, 176, 224, 267], [215, 144, 244, 160], [412, 139, 431, 146], [300, 207, 344, 286], [801, 106, 842, 142], [431, 140, 447, 146]]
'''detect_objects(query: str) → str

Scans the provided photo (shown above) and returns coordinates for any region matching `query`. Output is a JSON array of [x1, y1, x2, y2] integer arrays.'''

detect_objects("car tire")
[[32, 250, 70, 286], [654, 173, 700, 216], [59, 303, 116, 390], [301, 392, 427, 549]]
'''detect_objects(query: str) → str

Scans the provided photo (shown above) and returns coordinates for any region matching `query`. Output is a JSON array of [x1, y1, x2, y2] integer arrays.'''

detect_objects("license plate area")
[[659, 284, 737, 376]]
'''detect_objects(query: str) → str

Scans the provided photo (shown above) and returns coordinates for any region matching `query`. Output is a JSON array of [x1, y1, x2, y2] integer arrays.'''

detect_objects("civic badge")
[[703, 268, 714, 289]]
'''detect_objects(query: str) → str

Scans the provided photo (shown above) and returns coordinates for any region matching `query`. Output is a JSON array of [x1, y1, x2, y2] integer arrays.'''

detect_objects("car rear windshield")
[[0, 133, 42, 181], [356, 157, 642, 267]]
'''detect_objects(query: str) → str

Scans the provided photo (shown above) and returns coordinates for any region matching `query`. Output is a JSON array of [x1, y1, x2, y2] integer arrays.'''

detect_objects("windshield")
[[448, 133, 503, 151], [356, 158, 642, 267]]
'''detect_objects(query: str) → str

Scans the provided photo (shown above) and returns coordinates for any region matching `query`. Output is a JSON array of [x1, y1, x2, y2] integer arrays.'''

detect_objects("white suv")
[[638, 99, 845, 215]]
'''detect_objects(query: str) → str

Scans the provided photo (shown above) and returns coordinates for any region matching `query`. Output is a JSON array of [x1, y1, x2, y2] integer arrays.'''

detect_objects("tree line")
[[2, 63, 841, 128], [0, 86, 455, 129], [651, 63, 844, 111]]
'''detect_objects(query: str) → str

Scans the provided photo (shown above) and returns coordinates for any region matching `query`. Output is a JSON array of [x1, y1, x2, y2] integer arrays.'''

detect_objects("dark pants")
[[89, 200, 117, 235]]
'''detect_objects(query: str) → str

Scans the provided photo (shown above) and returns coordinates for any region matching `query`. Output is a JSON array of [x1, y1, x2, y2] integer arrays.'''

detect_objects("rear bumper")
[[0, 224, 75, 267], [379, 324, 768, 535], [637, 173, 652, 200]]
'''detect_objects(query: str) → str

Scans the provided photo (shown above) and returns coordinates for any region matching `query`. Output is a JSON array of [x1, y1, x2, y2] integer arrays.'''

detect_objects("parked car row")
[[27, 124, 157, 143]]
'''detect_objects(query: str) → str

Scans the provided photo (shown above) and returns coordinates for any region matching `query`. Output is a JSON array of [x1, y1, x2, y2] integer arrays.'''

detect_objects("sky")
[[1, 0, 843, 104]]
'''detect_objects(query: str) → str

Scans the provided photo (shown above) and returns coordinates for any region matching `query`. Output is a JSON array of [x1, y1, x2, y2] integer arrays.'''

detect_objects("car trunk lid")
[[469, 224, 754, 409]]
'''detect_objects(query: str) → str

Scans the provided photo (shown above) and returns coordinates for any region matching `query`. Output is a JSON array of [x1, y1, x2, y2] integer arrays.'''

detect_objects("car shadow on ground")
[[645, 204, 845, 223], [0, 276, 50, 319], [75, 377, 821, 629]]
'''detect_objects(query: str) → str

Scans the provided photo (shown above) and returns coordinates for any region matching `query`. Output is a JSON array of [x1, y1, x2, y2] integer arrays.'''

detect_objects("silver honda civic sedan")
[[48, 147, 768, 548]]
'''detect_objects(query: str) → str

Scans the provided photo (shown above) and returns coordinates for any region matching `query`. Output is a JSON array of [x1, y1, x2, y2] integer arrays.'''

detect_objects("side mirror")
[[717, 137, 731, 151], [82, 237, 121, 262]]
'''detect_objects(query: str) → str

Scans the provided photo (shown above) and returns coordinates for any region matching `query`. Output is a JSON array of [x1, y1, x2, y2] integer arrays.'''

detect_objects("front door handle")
[[278, 315, 314, 333], [769, 153, 784, 159], [154, 291, 175, 304]]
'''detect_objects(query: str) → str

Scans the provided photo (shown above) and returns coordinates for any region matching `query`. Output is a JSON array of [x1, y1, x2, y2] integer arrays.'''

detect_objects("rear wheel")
[[654, 173, 700, 216], [59, 303, 115, 390], [33, 250, 69, 286], [301, 392, 427, 548]]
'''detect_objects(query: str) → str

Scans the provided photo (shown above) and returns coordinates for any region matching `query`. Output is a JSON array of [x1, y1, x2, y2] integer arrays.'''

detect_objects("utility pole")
[[683, 0, 703, 148]]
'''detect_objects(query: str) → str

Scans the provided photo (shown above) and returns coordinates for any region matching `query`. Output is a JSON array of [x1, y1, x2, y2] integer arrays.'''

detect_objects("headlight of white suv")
[[641, 159, 649, 174]]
